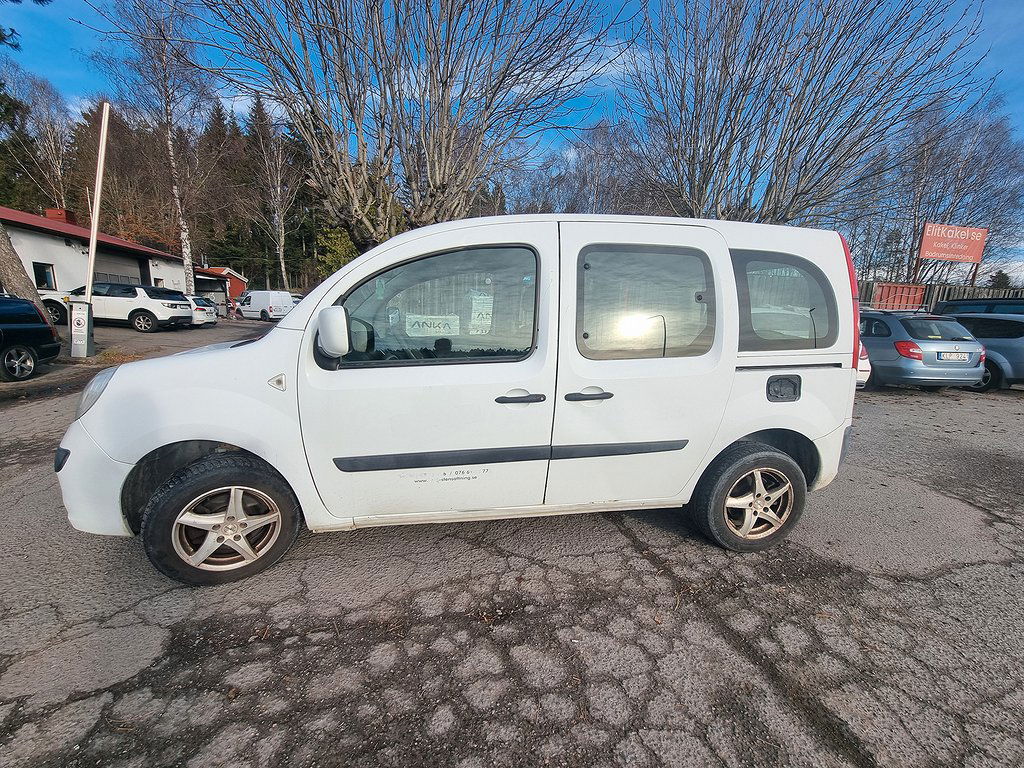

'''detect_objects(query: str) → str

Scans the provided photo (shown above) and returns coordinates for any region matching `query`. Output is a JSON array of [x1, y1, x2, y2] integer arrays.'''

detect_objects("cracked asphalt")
[[0, 375, 1022, 767]]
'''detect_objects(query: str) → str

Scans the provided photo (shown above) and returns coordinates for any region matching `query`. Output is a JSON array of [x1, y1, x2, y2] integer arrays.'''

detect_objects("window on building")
[[732, 250, 838, 351], [339, 246, 537, 366], [32, 263, 56, 290], [576, 244, 715, 360]]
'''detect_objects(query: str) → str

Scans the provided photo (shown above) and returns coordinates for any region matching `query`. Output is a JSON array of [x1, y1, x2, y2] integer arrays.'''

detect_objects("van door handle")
[[565, 391, 614, 401], [495, 393, 546, 404]]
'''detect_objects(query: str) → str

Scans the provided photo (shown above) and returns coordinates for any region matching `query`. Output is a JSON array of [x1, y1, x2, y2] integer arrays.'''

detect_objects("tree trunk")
[[275, 215, 290, 292], [0, 222, 51, 324], [163, 121, 196, 294]]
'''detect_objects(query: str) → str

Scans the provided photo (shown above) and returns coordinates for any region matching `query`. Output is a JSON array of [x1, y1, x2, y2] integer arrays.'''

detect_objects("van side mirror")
[[317, 306, 350, 358]]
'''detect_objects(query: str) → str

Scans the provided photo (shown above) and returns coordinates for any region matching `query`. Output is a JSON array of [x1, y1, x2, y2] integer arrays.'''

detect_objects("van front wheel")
[[691, 442, 806, 552], [141, 453, 301, 585]]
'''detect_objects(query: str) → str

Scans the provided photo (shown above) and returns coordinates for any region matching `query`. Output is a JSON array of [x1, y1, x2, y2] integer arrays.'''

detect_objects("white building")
[[1, 206, 230, 316]]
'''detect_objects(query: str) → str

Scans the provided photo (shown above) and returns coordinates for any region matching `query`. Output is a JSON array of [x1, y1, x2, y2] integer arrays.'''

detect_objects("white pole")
[[85, 101, 111, 303]]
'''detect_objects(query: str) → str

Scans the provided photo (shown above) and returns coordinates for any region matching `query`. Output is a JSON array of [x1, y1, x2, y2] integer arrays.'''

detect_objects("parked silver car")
[[952, 313, 1024, 391], [860, 311, 984, 390]]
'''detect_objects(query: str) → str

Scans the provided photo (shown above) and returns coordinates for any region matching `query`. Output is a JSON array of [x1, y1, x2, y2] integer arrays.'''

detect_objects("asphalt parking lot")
[[0, 348, 1022, 766]]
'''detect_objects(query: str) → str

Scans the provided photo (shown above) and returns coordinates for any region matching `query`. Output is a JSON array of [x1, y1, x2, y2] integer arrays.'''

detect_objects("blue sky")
[[3, 0, 1024, 133]]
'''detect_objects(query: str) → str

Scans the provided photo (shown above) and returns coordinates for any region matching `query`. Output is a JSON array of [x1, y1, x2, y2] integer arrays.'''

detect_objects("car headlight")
[[161, 302, 176, 308], [76, 366, 119, 420]]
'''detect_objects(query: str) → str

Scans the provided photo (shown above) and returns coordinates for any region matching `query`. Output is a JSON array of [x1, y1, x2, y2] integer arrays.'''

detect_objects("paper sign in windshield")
[[406, 314, 460, 336]]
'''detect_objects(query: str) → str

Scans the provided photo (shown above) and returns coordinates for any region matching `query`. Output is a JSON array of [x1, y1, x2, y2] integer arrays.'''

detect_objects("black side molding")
[[551, 440, 688, 459], [334, 446, 551, 472], [334, 441, 687, 472]]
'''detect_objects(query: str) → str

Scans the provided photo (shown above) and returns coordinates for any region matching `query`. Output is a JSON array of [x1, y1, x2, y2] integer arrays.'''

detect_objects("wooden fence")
[[859, 281, 1024, 311]]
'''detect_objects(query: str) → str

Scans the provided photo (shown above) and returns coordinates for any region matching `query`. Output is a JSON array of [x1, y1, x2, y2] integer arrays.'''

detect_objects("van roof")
[[367, 214, 841, 255]]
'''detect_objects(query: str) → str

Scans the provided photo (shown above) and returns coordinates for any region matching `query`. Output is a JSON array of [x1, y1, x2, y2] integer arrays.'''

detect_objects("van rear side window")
[[731, 250, 838, 352], [576, 244, 715, 360]]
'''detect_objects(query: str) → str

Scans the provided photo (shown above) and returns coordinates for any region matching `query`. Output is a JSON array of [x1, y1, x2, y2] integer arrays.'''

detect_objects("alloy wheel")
[[971, 367, 991, 389], [3, 346, 35, 379], [724, 467, 794, 540], [171, 486, 282, 571], [135, 314, 153, 331]]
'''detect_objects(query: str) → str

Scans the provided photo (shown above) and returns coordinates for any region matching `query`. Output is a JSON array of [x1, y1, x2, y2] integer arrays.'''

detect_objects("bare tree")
[[90, 0, 213, 293], [187, 0, 618, 250], [624, 0, 984, 225], [245, 99, 304, 291], [829, 97, 1024, 284], [0, 56, 75, 208]]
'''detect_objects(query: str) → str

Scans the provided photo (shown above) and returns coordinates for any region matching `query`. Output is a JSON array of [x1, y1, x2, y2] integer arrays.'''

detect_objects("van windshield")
[[900, 318, 974, 341]]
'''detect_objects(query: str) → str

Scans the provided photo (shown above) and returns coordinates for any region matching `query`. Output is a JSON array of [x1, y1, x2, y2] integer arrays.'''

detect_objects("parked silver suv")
[[860, 311, 984, 390]]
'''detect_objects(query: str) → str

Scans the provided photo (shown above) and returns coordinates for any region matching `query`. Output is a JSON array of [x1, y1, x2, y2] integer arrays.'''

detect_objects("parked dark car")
[[0, 296, 61, 381], [934, 297, 1024, 315], [952, 313, 1024, 391]]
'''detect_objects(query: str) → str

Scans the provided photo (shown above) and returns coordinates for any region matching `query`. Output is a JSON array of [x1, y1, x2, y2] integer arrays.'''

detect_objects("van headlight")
[[76, 366, 119, 419]]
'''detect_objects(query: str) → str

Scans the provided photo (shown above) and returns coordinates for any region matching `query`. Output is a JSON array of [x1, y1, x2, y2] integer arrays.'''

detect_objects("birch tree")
[[245, 98, 303, 291], [0, 57, 75, 208], [186, 0, 618, 250], [92, 0, 211, 292], [624, 0, 984, 225]]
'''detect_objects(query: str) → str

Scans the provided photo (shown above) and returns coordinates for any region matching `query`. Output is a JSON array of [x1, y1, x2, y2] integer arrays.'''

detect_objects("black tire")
[[141, 453, 302, 585], [862, 368, 881, 391], [690, 442, 807, 552], [969, 361, 1002, 393], [260, 310, 270, 321], [44, 301, 66, 326], [0, 344, 39, 382], [130, 310, 159, 333]]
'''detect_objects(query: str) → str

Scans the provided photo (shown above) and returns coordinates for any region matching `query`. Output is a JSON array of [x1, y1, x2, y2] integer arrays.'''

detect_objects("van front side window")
[[340, 246, 537, 365], [576, 244, 715, 360]]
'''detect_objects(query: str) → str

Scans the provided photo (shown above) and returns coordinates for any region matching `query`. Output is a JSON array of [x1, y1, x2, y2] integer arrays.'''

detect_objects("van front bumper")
[[55, 420, 134, 536]]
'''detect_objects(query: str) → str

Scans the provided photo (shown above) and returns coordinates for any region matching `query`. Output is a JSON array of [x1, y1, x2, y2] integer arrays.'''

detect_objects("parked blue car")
[[951, 314, 1024, 392], [859, 311, 984, 390]]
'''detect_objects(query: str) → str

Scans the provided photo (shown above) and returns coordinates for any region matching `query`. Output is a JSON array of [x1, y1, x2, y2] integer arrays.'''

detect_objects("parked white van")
[[56, 216, 859, 584], [237, 290, 294, 321]]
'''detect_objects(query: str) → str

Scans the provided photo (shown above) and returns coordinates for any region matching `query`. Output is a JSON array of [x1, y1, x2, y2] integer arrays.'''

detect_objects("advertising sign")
[[918, 222, 988, 264]]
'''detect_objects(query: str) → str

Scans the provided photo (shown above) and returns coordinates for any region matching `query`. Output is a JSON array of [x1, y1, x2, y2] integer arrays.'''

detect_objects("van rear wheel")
[[141, 453, 301, 585], [691, 442, 806, 552]]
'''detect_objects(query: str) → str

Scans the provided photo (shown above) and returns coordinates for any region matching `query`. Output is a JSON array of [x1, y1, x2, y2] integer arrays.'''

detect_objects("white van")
[[56, 216, 858, 584], [237, 290, 294, 321]]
